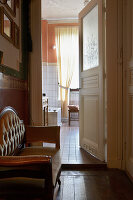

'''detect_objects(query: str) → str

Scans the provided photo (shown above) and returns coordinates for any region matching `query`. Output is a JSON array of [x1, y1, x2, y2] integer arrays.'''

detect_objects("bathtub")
[[48, 107, 62, 126]]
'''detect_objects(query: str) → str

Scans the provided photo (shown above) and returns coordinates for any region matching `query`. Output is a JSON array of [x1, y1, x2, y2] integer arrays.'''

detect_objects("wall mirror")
[[6, 0, 16, 16], [0, 7, 13, 43]]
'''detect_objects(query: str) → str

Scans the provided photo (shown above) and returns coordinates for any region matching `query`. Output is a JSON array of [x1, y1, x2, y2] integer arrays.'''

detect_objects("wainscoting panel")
[[0, 73, 28, 124]]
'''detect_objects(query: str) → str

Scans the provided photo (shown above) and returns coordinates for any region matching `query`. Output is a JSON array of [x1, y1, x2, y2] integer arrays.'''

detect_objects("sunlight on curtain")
[[55, 26, 79, 118]]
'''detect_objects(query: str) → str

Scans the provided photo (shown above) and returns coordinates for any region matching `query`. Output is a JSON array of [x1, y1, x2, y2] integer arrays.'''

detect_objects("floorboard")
[[55, 170, 133, 200]]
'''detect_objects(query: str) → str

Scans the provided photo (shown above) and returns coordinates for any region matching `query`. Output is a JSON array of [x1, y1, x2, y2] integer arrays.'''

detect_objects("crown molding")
[[41, 18, 79, 24]]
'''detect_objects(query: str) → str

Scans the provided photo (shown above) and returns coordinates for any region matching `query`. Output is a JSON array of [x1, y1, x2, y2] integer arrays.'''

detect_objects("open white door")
[[79, 0, 105, 161]]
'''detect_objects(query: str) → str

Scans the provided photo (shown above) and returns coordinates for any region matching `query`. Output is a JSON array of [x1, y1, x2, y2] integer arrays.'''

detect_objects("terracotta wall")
[[42, 20, 48, 63], [42, 20, 79, 64]]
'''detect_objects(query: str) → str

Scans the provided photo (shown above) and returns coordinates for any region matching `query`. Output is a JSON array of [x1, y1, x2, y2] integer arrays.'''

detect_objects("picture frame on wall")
[[14, 22, 19, 49], [0, 0, 23, 79], [5, 0, 16, 17], [0, 7, 14, 43], [0, 51, 3, 65]]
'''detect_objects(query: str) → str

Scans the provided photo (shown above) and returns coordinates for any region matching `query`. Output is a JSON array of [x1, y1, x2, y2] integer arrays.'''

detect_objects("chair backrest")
[[69, 89, 79, 106], [0, 107, 25, 156]]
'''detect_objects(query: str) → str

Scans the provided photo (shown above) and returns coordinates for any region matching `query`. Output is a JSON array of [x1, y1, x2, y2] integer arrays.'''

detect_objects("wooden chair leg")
[[69, 111, 70, 126], [44, 179, 54, 200], [58, 178, 61, 187], [44, 164, 53, 200]]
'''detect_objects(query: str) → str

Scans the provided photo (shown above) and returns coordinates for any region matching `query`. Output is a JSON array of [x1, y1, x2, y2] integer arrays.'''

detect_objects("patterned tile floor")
[[60, 121, 105, 166], [44, 121, 105, 166]]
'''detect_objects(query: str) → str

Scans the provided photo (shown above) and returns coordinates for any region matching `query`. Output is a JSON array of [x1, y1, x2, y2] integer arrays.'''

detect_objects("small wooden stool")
[[68, 105, 79, 126]]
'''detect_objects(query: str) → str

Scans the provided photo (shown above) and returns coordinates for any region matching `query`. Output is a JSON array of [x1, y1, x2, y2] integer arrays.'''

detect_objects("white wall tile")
[[42, 64, 60, 108]]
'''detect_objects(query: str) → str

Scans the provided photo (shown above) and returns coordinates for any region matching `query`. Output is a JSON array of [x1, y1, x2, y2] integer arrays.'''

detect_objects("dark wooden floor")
[[52, 122, 133, 199], [54, 169, 133, 200]]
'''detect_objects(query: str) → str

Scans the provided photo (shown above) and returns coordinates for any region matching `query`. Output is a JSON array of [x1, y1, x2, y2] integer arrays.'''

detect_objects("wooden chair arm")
[[25, 126, 60, 149], [0, 155, 51, 166]]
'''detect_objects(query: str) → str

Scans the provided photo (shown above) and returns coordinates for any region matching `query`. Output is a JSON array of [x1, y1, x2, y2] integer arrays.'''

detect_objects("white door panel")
[[79, 0, 105, 161]]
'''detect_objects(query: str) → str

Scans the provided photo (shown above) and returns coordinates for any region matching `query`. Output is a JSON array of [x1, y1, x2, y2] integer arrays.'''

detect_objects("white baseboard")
[[61, 118, 68, 122]]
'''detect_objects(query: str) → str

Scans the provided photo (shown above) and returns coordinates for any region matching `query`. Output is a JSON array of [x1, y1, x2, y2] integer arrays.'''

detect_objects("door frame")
[[29, 0, 43, 126], [123, 0, 133, 178], [106, 0, 124, 168], [34, 0, 125, 169]]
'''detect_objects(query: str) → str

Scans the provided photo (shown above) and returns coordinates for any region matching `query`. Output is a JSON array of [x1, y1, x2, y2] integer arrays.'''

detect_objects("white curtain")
[[55, 26, 79, 118]]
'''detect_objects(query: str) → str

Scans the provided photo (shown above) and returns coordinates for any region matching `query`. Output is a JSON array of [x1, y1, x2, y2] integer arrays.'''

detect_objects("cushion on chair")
[[68, 105, 79, 112], [18, 147, 61, 187]]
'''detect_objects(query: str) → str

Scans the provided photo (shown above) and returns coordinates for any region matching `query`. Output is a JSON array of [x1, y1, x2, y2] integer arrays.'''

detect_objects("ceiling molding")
[[42, 18, 79, 24]]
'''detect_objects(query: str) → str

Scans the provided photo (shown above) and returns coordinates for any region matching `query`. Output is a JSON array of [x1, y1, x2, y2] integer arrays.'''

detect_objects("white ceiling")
[[41, 0, 89, 20]]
